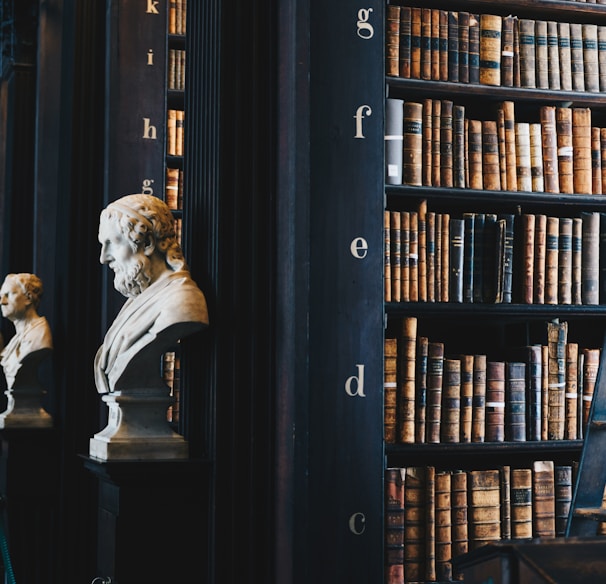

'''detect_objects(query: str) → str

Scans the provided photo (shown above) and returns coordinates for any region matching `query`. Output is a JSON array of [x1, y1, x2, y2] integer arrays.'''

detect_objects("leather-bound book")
[[390, 211, 401, 303], [593, 126, 602, 194], [418, 199, 428, 302], [431, 99, 441, 187], [583, 23, 599, 92], [547, 320, 568, 440], [468, 119, 483, 190], [518, 19, 536, 88], [500, 465, 512, 540], [435, 471, 453, 581], [441, 358, 462, 443], [431, 9, 440, 81], [522, 213, 535, 304], [401, 211, 410, 302], [458, 12, 470, 83], [497, 108, 507, 190], [599, 25, 606, 91], [565, 342, 579, 440], [469, 469, 502, 550], [501, 101, 517, 191], [410, 7, 422, 79], [501, 15, 515, 87], [482, 120, 501, 190], [402, 101, 424, 186], [526, 345, 543, 441], [421, 8, 432, 81], [582, 347, 601, 431], [571, 22, 586, 91], [386, 5, 401, 77], [397, 316, 417, 444], [572, 216, 583, 305], [460, 354, 474, 443], [384, 337, 398, 444], [425, 465, 437, 581], [544, 216, 559, 306], [385, 467, 406, 584], [485, 360, 505, 442], [556, 107, 573, 194], [541, 345, 549, 440], [469, 13, 480, 85], [554, 465, 573, 537], [440, 100, 454, 187], [426, 342, 445, 443], [479, 14, 501, 86], [581, 211, 600, 305], [572, 107, 592, 195], [404, 467, 427, 581], [505, 361, 526, 442], [385, 211, 391, 302], [439, 10, 449, 81], [499, 213, 515, 304], [422, 98, 433, 187], [540, 105, 558, 193], [426, 211, 436, 303], [398, 6, 412, 78], [409, 211, 419, 302], [449, 218, 465, 303], [511, 468, 533, 539], [454, 104, 466, 188], [558, 21, 573, 91], [415, 336, 429, 443], [448, 11, 459, 82], [532, 460, 556, 538], [547, 21, 561, 90], [451, 469, 469, 566], [529, 122, 544, 193], [535, 20, 549, 89], [441, 213, 450, 302], [472, 354, 487, 442], [533, 214, 547, 305], [515, 122, 532, 192], [558, 217, 573, 305]]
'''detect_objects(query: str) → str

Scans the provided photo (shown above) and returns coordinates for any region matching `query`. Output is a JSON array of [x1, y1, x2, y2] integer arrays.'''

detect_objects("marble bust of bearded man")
[[94, 193, 209, 395]]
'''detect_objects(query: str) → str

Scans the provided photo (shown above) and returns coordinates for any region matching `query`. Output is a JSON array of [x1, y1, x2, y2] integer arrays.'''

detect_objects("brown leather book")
[[565, 342, 579, 440], [500, 465, 512, 540], [441, 213, 450, 302], [410, 8, 422, 79], [540, 105, 558, 193], [385, 5, 401, 77], [415, 336, 429, 443], [583, 23, 599, 92], [518, 19, 536, 88], [601, 129, 606, 193], [460, 354, 474, 443], [385, 211, 391, 302], [558, 217, 573, 305], [505, 362, 526, 442], [522, 213, 535, 304], [570, 23, 586, 91], [529, 123, 544, 193], [501, 15, 515, 87], [592, 126, 602, 194], [421, 8, 432, 81], [397, 317, 417, 444], [554, 465, 572, 537], [582, 347, 601, 431], [469, 13, 480, 85], [432, 99, 441, 187], [451, 469, 469, 566], [599, 26, 606, 91], [422, 98, 433, 187], [403, 101, 423, 186], [515, 122, 532, 192], [384, 338, 398, 444], [435, 471, 453, 581], [426, 211, 436, 303], [468, 119, 483, 190], [544, 216, 559, 305], [418, 200, 428, 302], [448, 11, 459, 82], [558, 21, 573, 91], [390, 211, 401, 303], [581, 211, 600, 305], [547, 21, 561, 90], [425, 465, 437, 581], [497, 108, 507, 190], [435, 213, 443, 302], [404, 467, 427, 581], [439, 10, 449, 82], [385, 467, 405, 584], [441, 358, 461, 443], [482, 120, 501, 190], [469, 469, 502, 550], [401, 211, 410, 303], [547, 320, 568, 440], [472, 354, 487, 442], [426, 342, 445, 443], [458, 11, 470, 83], [431, 9, 441, 81], [511, 468, 533, 539], [572, 216, 583, 305], [454, 104, 466, 188], [409, 211, 419, 302], [541, 344, 549, 440], [479, 14, 501, 86], [533, 213, 547, 304], [526, 345, 543, 441], [501, 101, 517, 191], [532, 460, 556, 538], [440, 100, 454, 188], [165, 166, 180, 210], [573, 107, 593, 195], [556, 107, 573, 194], [399, 6, 412, 78], [485, 361, 505, 442], [535, 20, 549, 89]]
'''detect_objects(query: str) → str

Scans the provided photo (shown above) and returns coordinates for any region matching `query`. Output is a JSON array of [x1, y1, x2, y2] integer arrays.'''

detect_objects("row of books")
[[168, 0, 187, 36], [167, 108, 185, 157], [386, 6, 606, 93], [386, 98, 604, 196], [168, 48, 186, 91], [165, 167, 184, 210], [163, 350, 181, 423], [384, 317, 601, 444], [385, 203, 606, 306], [385, 461, 583, 584]]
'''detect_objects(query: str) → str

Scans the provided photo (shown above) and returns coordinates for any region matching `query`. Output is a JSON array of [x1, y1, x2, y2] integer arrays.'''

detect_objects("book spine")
[[415, 336, 429, 443], [409, 211, 419, 302], [439, 10, 449, 82], [570, 23, 586, 91], [422, 99, 432, 187], [440, 100, 454, 188], [459, 12, 470, 84], [385, 6, 401, 77], [441, 358, 461, 443], [500, 465, 512, 541], [532, 460, 556, 538], [454, 104, 466, 189], [500, 213, 515, 304], [515, 122, 532, 192], [404, 467, 426, 581], [479, 14, 502, 86], [441, 213, 450, 302], [469, 13, 480, 85], [505, 361, 527, 441], [540, 105, 559, 193], [401, 212, 410, 302], [558, 22, 573, 91], [565, 342, 579, 440], [502, 101, 517, 192], [431, 99, 441, 187], [421, 8, 432, 81], [547, 21, 561, 90], [541, 345, 549, 440], [449, 218, 465, 303], [483, 120, 501, 190], [547, 320, 568, 441], [426, 212, 436, 303], [573, 107, 593, 195], [497, 108, 507, 190], [426, 342, 445, 443], [425, 465, 436, 582], [435, 471, 453, 582], [558, 217, 573, 305], [384, 338, 398, 444], [555, 465, 573, 537], [556, 107, 573, 194], [535, 20, 549, 89], [410, 8, 422, 79], [583, 23, 599, 92], [526, 345, 543, 441], [501, 15, 515, 87], [385, 211, 391, 303], [511, 468, 533, 539], [463, 213, 475, 303], [469, 469, 502, 550], [397, 317, 417, 444], [485, 361, 505, 442], [399, 6, 412, 79], [385, 467, 406, 584], [581, 211, 600, 305], [418, 200, 427, 302], [572, 216, 583, 305], [533, 214, 547, 305], [472, 354, 487, 442], [460, 354, 474, 443], [448, 12, 459, 83], [545, 216, 559, 305], [593, 126, 602, 194], [518, 19, 536, 88], [529, 122, 544, 193], [599, 25, 606, 91], [403, 102, 423, 186], [390, 211, 401, 303], [468, 119, 483, 190], [431, 9, 440, 81], [522, 213, 535, 304], [451, 470, 469, 576], [582, 347, 600, 432]]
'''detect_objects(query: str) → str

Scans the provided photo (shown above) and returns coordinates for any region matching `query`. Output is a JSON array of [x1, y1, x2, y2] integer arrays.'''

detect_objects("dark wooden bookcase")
[[383, 1, 606, 583]]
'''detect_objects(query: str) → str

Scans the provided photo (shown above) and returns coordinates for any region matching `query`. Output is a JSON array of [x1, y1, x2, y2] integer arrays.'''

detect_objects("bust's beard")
[[112, 256, 153, 298]]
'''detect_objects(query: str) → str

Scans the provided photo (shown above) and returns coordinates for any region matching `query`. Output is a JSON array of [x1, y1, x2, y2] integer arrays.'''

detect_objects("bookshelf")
[[383, 0, 606, 582]]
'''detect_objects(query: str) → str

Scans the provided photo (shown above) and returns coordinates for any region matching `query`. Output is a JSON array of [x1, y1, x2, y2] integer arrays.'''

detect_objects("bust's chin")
[[113, 273, 150, 298]]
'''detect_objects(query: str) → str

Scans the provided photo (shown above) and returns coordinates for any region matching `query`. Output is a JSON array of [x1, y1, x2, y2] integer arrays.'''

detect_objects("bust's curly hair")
[[5, 273, 44, 309], [101, 194, 189, 272]]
